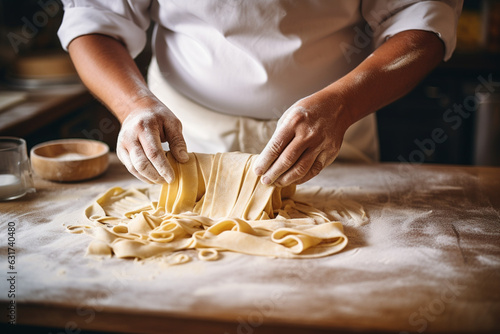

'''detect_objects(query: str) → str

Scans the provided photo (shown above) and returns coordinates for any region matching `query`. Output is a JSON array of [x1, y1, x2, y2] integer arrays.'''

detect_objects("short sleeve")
[[57, 0, 152, 58], [361, 0, 463, 61]]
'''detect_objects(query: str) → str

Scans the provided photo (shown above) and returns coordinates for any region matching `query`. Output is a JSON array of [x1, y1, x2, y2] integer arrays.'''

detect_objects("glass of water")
[[0, 137, 35, 201]]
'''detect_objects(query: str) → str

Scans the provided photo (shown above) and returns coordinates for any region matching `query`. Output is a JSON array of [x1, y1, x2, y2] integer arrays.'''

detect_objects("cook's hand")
[[254, 93, 351, 187], [116, 98, 189, 184]]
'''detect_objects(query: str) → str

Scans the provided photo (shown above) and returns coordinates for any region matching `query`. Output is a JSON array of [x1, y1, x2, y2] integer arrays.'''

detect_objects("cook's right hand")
[[116, 98, 189, 184]]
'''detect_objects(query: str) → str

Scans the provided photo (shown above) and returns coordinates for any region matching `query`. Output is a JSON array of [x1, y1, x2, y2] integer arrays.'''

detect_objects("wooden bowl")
[[30, 139, 109, 182]]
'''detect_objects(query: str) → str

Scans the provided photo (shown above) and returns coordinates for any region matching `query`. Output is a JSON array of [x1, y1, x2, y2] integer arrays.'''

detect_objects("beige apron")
[[148, 58, 379, 163]]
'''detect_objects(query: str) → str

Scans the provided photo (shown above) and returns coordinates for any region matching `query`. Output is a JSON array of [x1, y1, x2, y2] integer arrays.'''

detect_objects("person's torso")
[[151, 0, 369, 119]]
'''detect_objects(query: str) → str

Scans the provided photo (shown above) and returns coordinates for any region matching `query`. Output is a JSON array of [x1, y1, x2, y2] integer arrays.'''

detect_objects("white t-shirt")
[[58, 0, 462, 159]]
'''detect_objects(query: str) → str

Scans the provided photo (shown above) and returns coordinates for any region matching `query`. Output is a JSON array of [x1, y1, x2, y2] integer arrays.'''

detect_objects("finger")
[[253, 124, 294, 176], [276, 104, 303, 128], [128, 141, 165, 183], [116, 145, 154, 184], [260, 138, 307, 185], [164, 118, 189, 164], [295, 151, 333, 185], [274, 147, 320, 187], [139, 130, 175, 183]]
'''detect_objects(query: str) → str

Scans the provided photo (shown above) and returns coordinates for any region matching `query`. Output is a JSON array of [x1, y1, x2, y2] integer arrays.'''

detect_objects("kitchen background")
[[0, 0, 499, 166]]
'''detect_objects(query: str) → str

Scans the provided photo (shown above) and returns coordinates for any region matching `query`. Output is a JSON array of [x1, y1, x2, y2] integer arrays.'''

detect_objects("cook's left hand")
[[254, 92, 351, 187]]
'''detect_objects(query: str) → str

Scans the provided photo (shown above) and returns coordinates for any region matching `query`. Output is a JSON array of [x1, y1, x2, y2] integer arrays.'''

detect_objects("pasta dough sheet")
[[71, 152, 349, 263]]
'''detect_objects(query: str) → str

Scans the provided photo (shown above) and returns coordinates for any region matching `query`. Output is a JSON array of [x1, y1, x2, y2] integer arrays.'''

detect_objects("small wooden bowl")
[[31, 139, 109, 182]]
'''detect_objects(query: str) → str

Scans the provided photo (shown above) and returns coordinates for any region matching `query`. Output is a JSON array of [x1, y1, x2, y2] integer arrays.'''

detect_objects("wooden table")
[[0, 84, 93, 137], [1, 155, 499, 334]]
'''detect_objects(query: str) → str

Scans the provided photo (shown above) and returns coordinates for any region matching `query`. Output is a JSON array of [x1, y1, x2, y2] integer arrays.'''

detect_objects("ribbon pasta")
[[76, 152, 348, 263]]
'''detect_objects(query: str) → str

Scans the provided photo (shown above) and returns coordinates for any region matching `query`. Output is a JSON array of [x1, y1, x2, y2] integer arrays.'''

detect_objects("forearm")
[[322, 30, 445, 127], [67, 34, 155, 123], [254, 30, 445, 186], [68, 34, 188, 183]]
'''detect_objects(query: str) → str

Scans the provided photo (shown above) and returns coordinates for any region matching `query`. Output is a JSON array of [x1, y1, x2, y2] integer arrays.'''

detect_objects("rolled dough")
[[73, 152, 349, 263]]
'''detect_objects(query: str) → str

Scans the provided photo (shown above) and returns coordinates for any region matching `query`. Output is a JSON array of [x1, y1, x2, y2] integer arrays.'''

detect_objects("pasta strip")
[[74, 152, 349, 262]]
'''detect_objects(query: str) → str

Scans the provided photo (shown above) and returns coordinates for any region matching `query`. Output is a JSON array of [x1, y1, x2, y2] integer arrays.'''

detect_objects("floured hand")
[[254, 92, 350, 187], [116, 98, 189, 184]]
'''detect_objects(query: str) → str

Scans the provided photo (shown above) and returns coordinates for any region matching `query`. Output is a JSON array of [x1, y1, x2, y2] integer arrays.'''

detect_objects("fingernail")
[[261, 176, 271, 185], [179, 150, 189, 161], [164, 175, 173, 184], [254, 166, 263, 175]]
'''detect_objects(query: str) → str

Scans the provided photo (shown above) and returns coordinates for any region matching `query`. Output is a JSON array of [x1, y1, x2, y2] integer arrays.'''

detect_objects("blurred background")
[[0, 0, 499, 165]]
